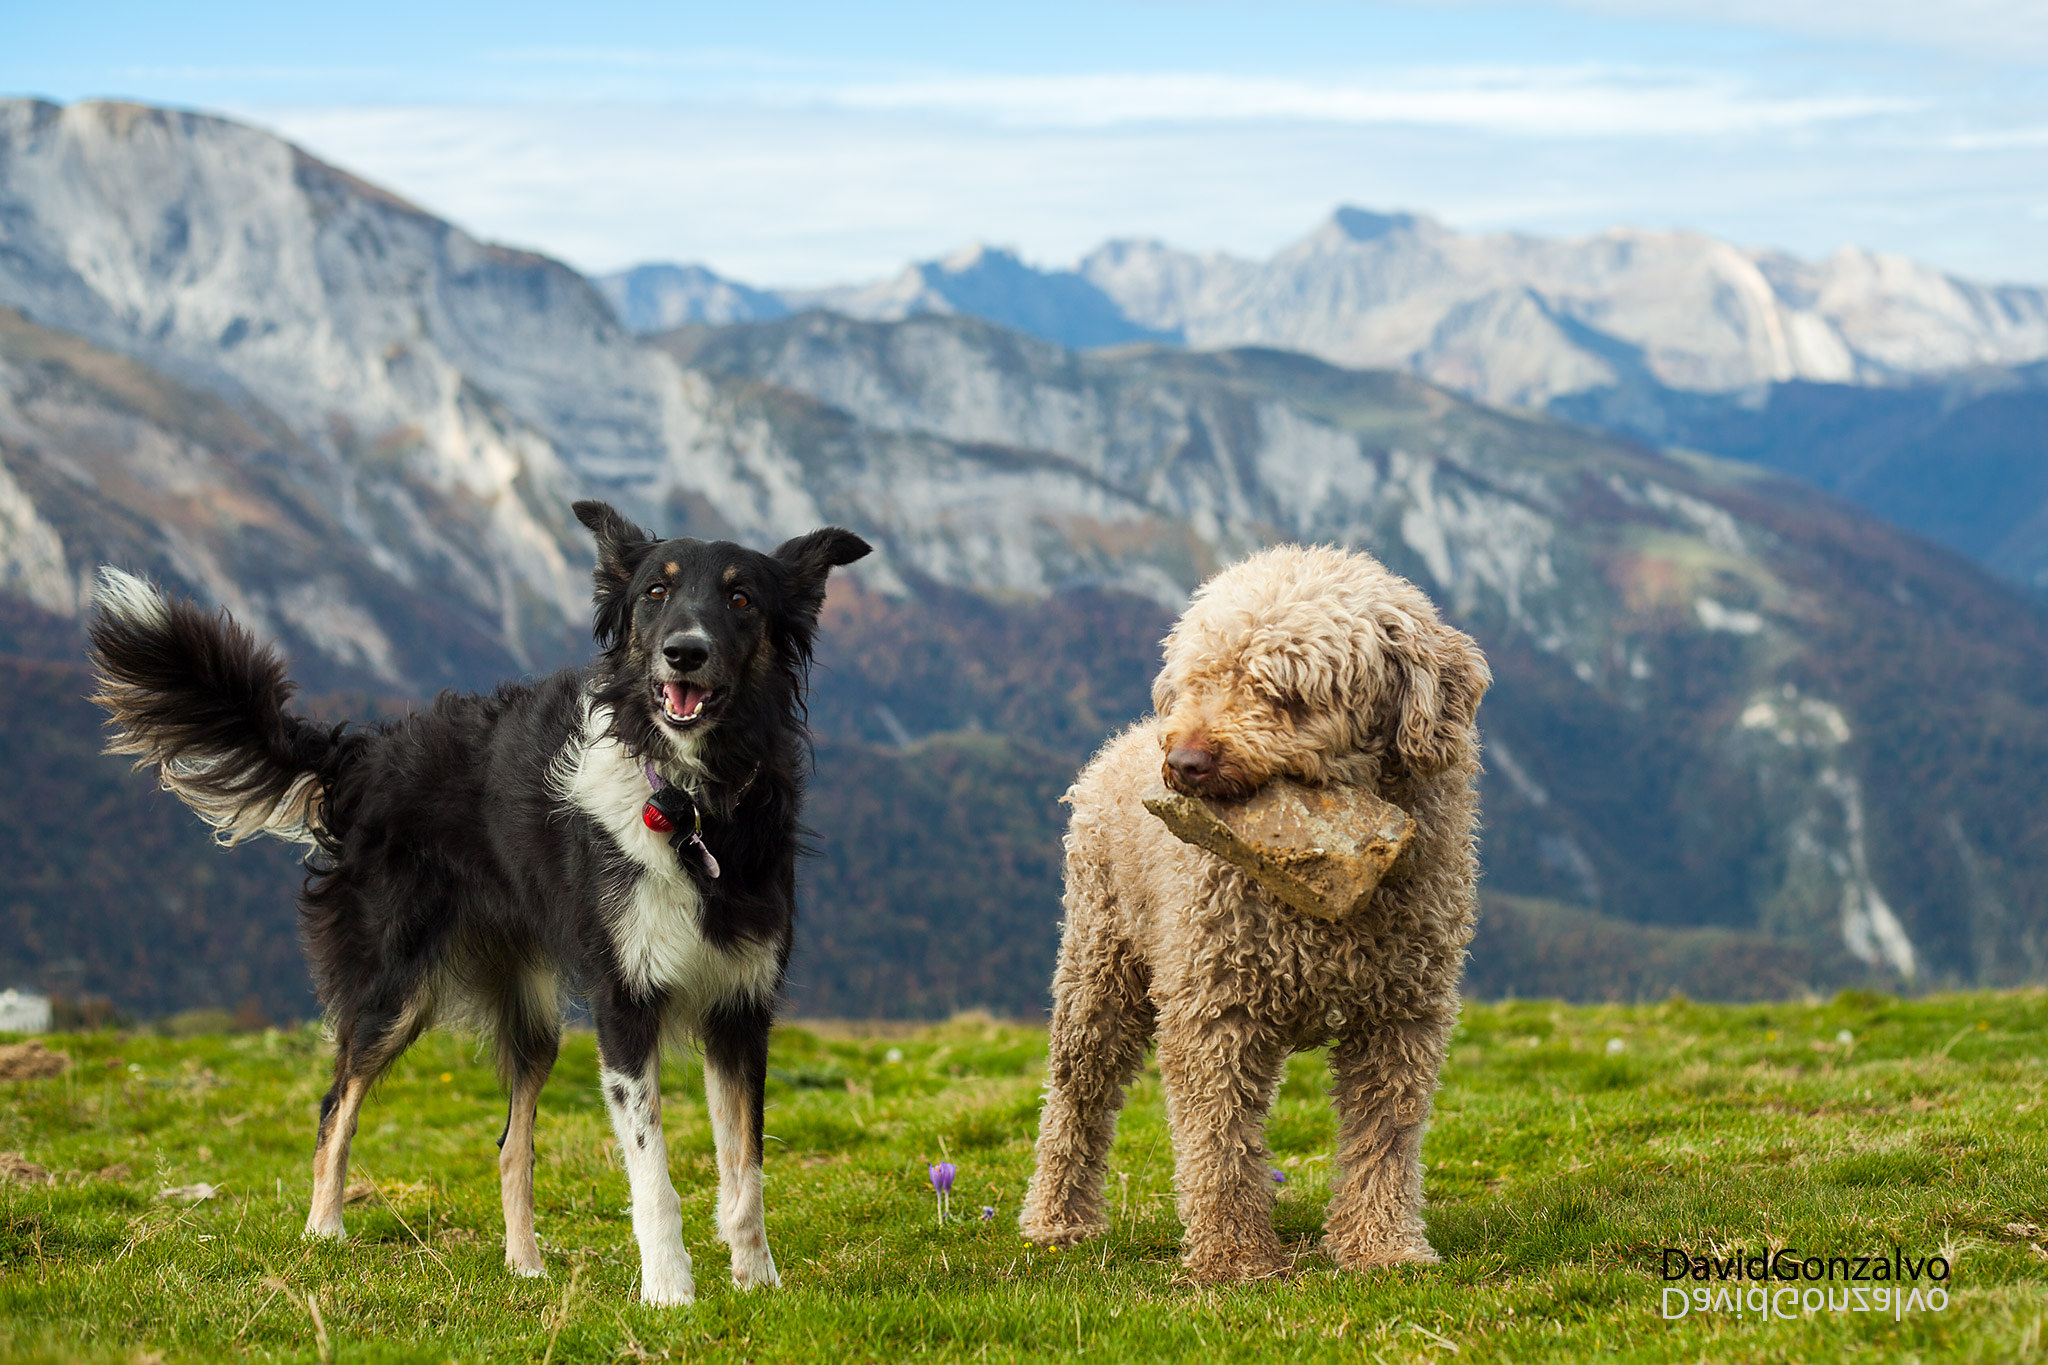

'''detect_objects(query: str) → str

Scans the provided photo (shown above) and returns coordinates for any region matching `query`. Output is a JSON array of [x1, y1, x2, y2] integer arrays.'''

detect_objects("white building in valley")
[[0, 989, 52, 1034]]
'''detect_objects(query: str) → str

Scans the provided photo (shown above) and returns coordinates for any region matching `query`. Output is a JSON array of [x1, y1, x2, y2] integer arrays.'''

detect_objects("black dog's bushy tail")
[[88, 567, 345, 847]]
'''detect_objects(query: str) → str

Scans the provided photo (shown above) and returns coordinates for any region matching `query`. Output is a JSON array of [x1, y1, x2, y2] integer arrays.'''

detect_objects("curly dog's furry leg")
[[1021, 929, 1153, 1247], [1156, 1012, 1291, 1283], [1323, 1015, 1450, 1270]]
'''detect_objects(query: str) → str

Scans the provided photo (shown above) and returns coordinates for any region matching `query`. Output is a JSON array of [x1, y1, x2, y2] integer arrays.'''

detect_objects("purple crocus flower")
[[981, 1205, 996, 1221], [929, 1161, 957, 1222], [1270, 1167, 1288, 1184]]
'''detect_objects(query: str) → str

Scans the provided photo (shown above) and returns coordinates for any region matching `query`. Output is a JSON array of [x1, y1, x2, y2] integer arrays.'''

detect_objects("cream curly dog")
[[1020, 543, 1489, 1282]]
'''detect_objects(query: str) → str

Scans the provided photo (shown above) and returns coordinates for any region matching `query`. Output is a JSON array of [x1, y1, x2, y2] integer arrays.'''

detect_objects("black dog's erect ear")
[[573, 500, 656, 649], [771, 527, 872, 655], [574, 500, 654, 577], [774, 528, 872, 595]]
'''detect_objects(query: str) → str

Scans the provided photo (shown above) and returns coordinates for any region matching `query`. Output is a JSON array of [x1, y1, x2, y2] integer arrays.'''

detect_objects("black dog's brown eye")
[[728, 590, 751, 610], [647, 583, 667, 600]]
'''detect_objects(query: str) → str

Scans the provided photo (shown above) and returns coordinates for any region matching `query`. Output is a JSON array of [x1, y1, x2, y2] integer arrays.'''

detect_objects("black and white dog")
[[87, 501, 870, 1305]]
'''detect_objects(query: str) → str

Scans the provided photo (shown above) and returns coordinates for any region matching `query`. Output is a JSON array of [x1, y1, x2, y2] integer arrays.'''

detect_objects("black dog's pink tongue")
[[663, 682, 709, 719]]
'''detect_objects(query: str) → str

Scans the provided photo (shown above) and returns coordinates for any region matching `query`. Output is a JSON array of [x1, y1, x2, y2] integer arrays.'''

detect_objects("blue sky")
[[7, 1, 2046, 285]]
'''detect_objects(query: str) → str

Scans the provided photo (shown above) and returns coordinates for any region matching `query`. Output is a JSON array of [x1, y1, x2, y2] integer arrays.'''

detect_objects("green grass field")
[[3, 992, 2046, 1363]]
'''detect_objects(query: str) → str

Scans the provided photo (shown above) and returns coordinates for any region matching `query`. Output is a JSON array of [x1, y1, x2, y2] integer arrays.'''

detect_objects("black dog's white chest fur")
[[554, 701, 782, 1005]]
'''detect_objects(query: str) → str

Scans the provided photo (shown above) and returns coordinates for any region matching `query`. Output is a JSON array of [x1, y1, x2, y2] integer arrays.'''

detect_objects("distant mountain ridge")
[[601, 210, 2048, 595], [4, 97, 2048, 1020], [601, 206, 2048, 409]]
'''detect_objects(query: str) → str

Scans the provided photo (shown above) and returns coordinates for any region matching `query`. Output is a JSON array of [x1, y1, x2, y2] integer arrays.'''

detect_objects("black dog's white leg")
[[307, 1072, 368, 1239], [596, 993, 693, 1306], [498, 1065, 550, 1276], [492, 966, 562, 1278], [704, 998, 779, 1289], [307, 984, 435, 1240]]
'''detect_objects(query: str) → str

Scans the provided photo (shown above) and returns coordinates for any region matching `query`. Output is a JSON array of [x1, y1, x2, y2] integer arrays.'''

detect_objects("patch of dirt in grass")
[[0, 1040, 71, 1080], [0, 1152, 54, 1184]]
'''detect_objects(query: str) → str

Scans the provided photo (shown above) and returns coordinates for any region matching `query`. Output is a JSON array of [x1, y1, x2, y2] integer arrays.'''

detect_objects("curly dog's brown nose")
[[1166, 745, 1217, 785]]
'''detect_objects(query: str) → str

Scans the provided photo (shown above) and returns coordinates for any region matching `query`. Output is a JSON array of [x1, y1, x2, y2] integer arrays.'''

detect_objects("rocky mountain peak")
[[937, 241, 1014, 272], [1325, 206, 1436, 244], [597, 262, 790, 331]]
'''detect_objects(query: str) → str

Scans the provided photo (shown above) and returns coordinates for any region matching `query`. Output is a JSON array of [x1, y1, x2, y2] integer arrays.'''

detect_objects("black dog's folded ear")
[[574, 500, 656, 648]]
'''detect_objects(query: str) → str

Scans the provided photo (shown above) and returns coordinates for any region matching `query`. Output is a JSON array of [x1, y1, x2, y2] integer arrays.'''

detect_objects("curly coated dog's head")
[[1153, 544, 1490, 798]]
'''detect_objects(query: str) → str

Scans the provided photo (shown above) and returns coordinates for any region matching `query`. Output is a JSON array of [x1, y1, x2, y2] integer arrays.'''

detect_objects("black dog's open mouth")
[[654, 680, 716, 728]]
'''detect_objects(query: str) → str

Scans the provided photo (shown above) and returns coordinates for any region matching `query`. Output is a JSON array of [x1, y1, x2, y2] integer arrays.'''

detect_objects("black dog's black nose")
[[662, 633, 710, 672]]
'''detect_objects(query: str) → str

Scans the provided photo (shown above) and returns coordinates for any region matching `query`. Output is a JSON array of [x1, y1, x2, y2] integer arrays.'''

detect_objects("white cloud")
[[1400, 0, 2048, 64], [1944, 126, 2048, 151], [250, 100, 2047, 288], [820, 68, 1913, 136]]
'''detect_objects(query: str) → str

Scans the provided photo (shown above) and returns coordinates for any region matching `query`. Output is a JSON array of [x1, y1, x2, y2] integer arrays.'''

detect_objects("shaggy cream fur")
[[1020, 543, 1489, 1282]]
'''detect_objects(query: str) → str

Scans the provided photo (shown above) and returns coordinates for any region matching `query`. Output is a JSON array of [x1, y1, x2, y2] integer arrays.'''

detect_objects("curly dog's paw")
[[1019, 1215, 1107, 1248], [1325, 1232, 1440, 1271], [1182, 1239, 1292, 1284]]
